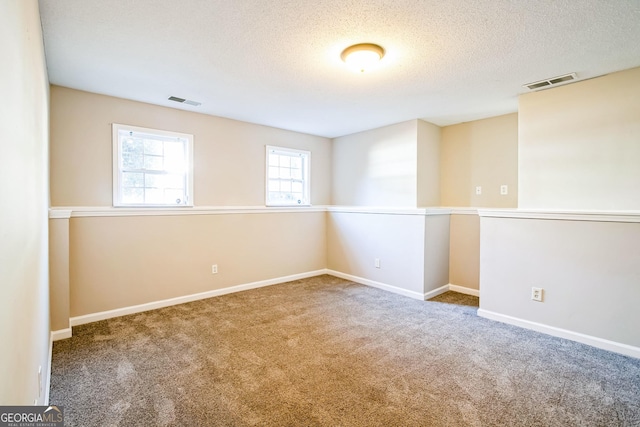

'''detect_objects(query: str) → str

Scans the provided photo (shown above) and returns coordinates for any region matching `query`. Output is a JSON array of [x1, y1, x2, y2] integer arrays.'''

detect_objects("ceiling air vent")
[[168, 96, 201, 107], [523, 73, 577, 91]]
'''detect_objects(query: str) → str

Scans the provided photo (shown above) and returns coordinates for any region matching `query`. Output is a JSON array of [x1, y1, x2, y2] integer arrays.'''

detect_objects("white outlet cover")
[[500, 185, 508, 195], [475, 186, 482, 195], [531, 287, 543, 302]]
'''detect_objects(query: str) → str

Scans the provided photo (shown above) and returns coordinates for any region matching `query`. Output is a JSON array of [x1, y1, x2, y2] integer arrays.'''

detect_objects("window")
[[112, 123, 193, 207], [266, 145, 310, 206]]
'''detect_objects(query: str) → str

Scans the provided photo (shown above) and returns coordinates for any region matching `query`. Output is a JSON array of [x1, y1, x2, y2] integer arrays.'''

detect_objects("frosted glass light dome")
[[341, 43, 385, 73]]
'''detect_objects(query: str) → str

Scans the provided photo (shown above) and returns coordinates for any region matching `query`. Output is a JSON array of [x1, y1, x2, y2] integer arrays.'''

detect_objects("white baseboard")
[[45, 332, 53, 405], [424, 285, 449, 300], [478, 309, 640, 359], [448, 284, 480, 297], [70, 269, 328, 327], [323, 271, 480, 301], [51, 328, 72, 341], [63, 272, 481, 330], [424, 284, 479, 299], [326, 270, 426, 300]]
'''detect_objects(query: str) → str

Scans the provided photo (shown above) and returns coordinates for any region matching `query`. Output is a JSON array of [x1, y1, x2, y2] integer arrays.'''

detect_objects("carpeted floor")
[[50, 275, 640, 426]]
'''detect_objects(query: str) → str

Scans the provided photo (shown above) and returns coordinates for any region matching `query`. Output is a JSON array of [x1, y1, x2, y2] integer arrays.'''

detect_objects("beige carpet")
[[50, 275, 640, 426]]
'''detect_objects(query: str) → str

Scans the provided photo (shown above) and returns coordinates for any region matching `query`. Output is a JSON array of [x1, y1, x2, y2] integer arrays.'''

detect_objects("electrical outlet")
[[531, 287, 543, 302], [500, 185, 508, 195], [374, 258, 380, 269], [475, 186, 482, 195], [211, 264, 218, 274]]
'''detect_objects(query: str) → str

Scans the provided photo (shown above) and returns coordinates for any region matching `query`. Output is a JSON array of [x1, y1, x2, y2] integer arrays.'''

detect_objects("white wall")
[[479, 214, 640, 352], [332, 121, 418, 207], [328, 119, 448, 298], [327, 209, 451, 298], [0, 0, 50, 404], [519, 67, 640, 210], [327, 211, 426, 296]]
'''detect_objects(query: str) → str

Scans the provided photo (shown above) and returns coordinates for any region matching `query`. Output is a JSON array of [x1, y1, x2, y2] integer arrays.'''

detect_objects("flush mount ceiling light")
[[341, 43, 385, 73]]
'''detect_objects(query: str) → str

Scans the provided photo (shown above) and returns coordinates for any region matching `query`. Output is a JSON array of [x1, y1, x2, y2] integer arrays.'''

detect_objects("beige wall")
[[0, 0, 50, 405], [50, 86, 332, 207], [438, 113, 513, 291], [332, 121, 418, 206], [417, 120, 441, 207], [477, 67, 640, 355], [49, 86, 333, 324], [49, 219, 70, 331], [69, 212, 326, 317], [440, 113, 518, 207], [423, 215, 450, 292], [480, 216, 640, 348], [448, 214, 480, 290], [519, 67, 640, 210]]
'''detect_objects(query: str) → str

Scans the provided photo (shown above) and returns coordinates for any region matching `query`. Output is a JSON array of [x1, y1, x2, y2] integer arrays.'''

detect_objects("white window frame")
[[112, 123, 194, 207], [265, 145, 311, 207]]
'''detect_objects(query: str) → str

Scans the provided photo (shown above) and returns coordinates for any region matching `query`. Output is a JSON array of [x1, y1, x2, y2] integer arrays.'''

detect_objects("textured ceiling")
[[39, 0, 640, 138]]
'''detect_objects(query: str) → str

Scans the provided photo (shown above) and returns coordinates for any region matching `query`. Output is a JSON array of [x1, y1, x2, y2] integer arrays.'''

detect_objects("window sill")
[[49, 205, 326, 218], [265, 204, 312, 208], [113, 205, 194, 208]]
